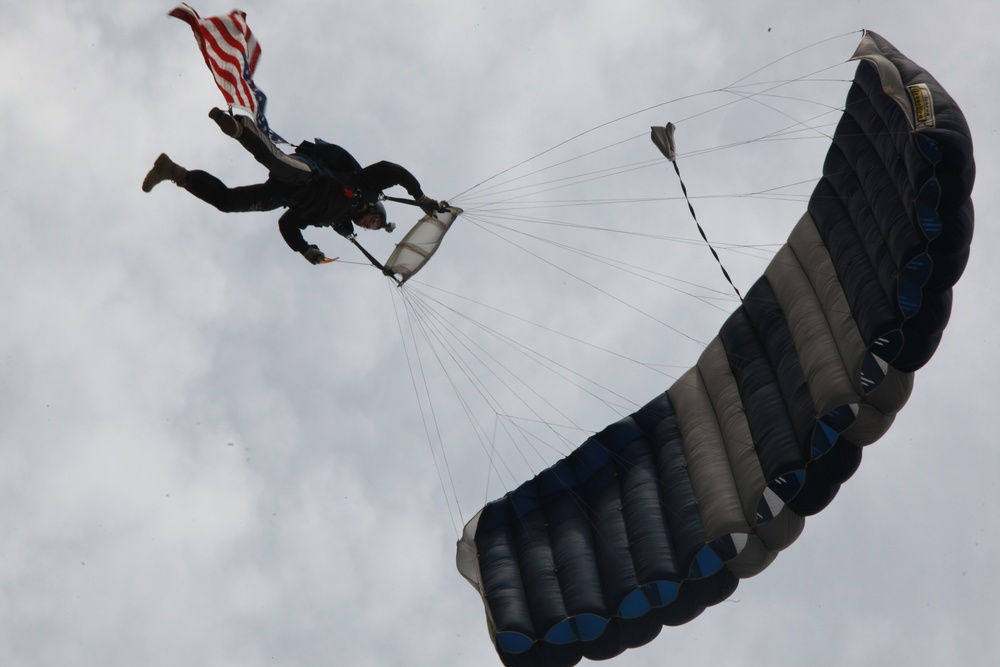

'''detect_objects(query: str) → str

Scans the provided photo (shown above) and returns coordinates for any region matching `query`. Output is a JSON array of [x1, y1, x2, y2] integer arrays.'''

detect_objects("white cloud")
[[1, 2, 998, 666]]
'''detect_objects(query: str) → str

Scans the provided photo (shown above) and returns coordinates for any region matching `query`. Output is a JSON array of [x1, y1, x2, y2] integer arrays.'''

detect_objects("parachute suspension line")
[[398, 283, 573, 493], [724, 29, 863, 90], [452, 31, 859, 212], [403, 283, 599, 459], [398, 284, 534, 505], [716, 73, 849, 152], [660, 31, 859, 133], [484, 418, 502, 507], [407, 282, 643, 415], [408, 280, 695, 377], [465, 212, 711, 348], [652, 123, 744, 305], [393, 281, 672, 532], [414, 281, 739, 521], [454, 114, 831, 213], [453, 90, 846, 214], [465, 212, 737, 315], [453, 203, 787, 271], [402, 282, 624, 529], [389, 283, 463, 537], [398, 282, 570, 521], [407, 270, 757, 503], [451, 213, 782, 435], [405, 274, 648, 541], [450, 89, 727, 202], [483, 132, 649, 195], [456, 156, 663, 208]]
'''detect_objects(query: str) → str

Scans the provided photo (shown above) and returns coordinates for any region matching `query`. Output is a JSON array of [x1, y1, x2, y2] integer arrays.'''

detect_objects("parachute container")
[[456, 31, 974, 667], [384, 207, 463, 284]]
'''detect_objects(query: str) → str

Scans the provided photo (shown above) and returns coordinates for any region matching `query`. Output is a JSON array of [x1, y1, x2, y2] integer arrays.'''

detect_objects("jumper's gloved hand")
[[333, 219, 355, 238], [417, 195, 442, 217], [384, 222, 396, 233], [301, 245, 327, 265]]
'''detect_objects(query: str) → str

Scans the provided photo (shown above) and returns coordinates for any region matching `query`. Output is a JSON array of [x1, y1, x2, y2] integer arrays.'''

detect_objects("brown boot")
[[208, 107, 242, 138], [142, 153, 187, 192]]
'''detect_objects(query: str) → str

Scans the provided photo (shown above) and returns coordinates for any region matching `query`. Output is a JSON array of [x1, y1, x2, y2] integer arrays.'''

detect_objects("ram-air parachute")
[[455, 30, 974, 667]]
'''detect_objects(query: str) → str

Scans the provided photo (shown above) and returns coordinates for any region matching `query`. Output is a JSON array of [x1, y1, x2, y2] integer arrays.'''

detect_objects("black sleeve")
[[278, 210, 310, 253], [356, 161, 424, 200]]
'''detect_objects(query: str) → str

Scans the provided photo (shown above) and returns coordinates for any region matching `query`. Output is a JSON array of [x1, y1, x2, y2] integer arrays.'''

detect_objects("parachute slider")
[[384, 206, 463, 285], [650, 123, 677, 162], [345, 197, 461, 284]]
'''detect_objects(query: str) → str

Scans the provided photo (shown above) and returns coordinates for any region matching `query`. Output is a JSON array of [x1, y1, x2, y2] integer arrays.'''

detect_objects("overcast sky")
[[2, 2, 998, 666]]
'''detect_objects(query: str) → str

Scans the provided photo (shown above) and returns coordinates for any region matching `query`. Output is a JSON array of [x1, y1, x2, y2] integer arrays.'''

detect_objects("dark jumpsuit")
[[182, 116, 425, 253]]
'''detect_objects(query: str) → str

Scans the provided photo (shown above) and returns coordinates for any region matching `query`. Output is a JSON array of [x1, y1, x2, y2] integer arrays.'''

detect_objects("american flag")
[[169, 3, 285, 143]]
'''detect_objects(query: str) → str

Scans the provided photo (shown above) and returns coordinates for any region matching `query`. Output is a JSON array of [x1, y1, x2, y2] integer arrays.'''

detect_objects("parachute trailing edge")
[[384, 207, 463, 284], [457, 30, 974, 667]]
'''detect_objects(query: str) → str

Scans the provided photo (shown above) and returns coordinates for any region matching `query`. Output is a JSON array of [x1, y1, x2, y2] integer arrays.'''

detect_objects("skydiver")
[[141, 109, 442, 265]]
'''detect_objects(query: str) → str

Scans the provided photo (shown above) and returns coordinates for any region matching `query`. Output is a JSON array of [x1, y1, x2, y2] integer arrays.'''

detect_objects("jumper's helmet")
[[352, 201, 388, 230]]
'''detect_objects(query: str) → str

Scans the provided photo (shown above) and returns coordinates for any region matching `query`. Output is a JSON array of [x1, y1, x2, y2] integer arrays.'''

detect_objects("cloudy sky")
[[2, 1, 998, 666]]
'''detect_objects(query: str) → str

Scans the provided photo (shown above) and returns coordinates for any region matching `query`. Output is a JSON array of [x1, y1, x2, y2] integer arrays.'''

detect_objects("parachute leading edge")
[[384, 207, 463, 284]]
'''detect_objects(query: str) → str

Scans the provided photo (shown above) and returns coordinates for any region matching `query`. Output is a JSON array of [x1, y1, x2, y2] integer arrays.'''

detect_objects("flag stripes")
[[169, 3, 284, 143]]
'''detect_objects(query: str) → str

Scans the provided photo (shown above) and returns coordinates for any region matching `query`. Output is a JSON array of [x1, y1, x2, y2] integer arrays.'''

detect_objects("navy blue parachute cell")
[[455, 31, 974, 667]]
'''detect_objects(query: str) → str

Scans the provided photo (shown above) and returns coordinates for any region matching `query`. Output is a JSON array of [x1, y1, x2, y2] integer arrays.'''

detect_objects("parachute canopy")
[[456, 30, 974, 667]]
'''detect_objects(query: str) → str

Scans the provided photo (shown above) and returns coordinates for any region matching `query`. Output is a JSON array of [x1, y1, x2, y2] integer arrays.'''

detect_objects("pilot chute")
[[456, 30, 974, 667]]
